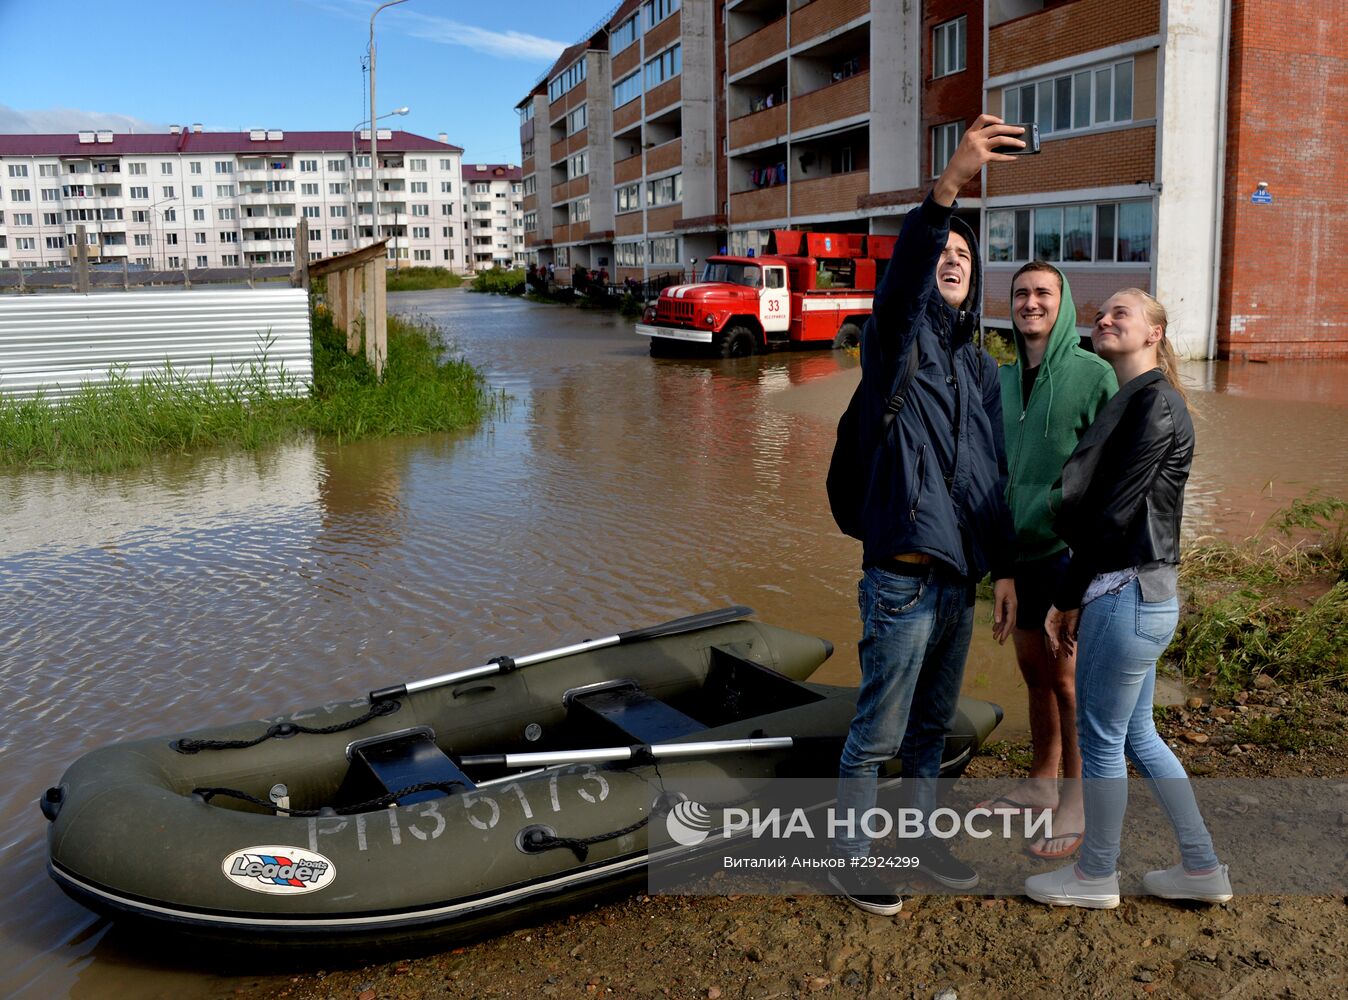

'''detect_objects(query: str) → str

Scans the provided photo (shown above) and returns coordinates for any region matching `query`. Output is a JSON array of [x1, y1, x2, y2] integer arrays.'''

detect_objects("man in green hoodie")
[[991, 261, 1117, 858]]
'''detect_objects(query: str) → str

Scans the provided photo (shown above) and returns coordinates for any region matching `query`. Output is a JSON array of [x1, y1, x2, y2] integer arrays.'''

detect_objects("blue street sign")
[[1251, 190, 1273, 205]]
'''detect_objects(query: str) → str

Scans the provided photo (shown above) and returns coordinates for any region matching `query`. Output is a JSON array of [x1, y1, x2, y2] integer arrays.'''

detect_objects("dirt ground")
[[220, 683, 1348, 1000]]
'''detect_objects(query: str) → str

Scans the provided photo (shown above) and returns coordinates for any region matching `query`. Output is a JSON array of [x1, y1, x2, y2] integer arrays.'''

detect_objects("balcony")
[[614, 154, 643, 185], [728, 185, 787, 223], [729, 17, 786, 77], [615, 212, 644, 238], [645, 78, 682, 118], [646, 138, 681, 175], [791, 0, 869, 48], [237, 167, 293, 181], [792, 72, 869, 134], [646, 205, 680, 233], [550, 136, 570, 166], [791, 169, 869, 217], [729, 103, 786, 151], [614, 98, 642, 135]]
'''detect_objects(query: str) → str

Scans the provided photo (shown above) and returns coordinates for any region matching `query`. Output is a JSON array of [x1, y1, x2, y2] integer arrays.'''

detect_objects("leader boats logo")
[[221, 845, 337, 895]]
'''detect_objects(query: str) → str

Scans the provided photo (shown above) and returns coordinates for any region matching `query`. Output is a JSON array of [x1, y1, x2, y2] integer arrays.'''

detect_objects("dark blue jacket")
[[857, 195, 1015, 580]]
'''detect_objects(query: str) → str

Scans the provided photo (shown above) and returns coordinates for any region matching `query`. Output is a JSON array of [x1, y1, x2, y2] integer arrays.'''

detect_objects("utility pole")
[[368, 0, 408, 253]]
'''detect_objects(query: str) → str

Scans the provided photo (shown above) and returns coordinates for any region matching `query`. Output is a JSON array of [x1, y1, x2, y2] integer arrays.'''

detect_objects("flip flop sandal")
[[1027, 832, 1085, 861]]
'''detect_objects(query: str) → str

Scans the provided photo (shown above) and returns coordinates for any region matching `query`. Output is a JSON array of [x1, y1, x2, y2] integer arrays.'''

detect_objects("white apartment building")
[[459, 164, 526, 271], [0, 125, 465, 271]]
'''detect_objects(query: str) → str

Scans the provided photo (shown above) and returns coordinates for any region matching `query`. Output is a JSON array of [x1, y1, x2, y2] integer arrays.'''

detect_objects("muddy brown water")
[[2, 288, 1346, 997]]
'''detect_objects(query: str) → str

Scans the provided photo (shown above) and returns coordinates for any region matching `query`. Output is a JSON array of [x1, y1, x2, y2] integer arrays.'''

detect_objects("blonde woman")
[[1024, 290, 1231, 908]]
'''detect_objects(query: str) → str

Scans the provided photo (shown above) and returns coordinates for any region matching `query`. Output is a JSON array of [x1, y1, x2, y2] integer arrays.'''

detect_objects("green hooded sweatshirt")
[[999, 267, 1118, 563]]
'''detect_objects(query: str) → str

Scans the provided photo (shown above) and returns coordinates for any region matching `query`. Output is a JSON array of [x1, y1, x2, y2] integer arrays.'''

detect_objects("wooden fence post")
[[122, 257, 130, 291], [292, 226, 309, 289]]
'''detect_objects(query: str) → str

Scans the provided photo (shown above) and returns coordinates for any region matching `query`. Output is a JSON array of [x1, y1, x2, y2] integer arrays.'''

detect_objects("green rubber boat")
[[41, 607, 1001, 948]]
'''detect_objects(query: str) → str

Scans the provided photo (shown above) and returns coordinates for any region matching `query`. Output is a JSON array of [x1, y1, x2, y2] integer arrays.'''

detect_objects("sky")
[[0, 0, 616, 162]]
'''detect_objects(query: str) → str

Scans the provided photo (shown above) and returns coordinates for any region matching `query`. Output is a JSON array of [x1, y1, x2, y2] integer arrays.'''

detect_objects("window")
[[411, 204, 429, 216], [161, 162, 174, 174], [7, 165, 28, 177], [194, 232, 207, 244], [220, 231, 238, 242], [45, 236, 65, 249], [409, 158, 427, 171], [412, 226, 429, 238], [299, 159, 318, 172], [134, 233, 151, 246], [613, 71, 642, 108], [646, 173, 682, 206], [193, 255, 207, 267], [190, 161, 202, 174], [12, 212, 32, 225], [568, 197, 590, 223], [649, 236, 679, 264], [167, 256, 180, 268], [523, 211, 537, 232], [192, 208, 206, 221], [548, 57, 587, 103], [216, 184, 234, 197], [645, 44, 682, 90], [567, 104, 587, 135], [299, 182, 318, 196], [329, 182, 347, 195], [129, 186, 148, 199], [39, 163, 59, 177], [441, 181, 453, 193], [131, 209, 148, 222], [163, 208, 176, 221], [410, 181, 428, 193], [215, 161, 233, 174], [355, 155, 370, 168], [165, 233, 179, 246], [191, 184, 204, 198], [330, 205, 348, 217], [933, 16, 966, 78], [327, 159, 345, 172], [414, 249, 431, 261], [522, 176, 537, 196], [331, 229, 350, 241], [440, 158, 453, 169], [41, 188, 60, 200], [9, 188, 31, 202], [16, 237, 35, 249], [442, 204, 454, 215], [222, 254, 239, 265], [127, 162, 146, 175], [932, 122, 962, 176], [475, 183, 489, 193], [218, 207, 236, 220], [613, 14, 640, 53], [1002, 58, 1135, 136], [302, 205, 320, 218], [42, 212, 60, 226], [985, 200, 1151, 263], [442, 225, 454, 237], [568, 153, 588, 179], [644, 0, 679, 29]]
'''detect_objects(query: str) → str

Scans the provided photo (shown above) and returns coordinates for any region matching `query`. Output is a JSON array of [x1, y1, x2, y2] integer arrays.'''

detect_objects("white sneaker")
[[1142, 863, 1233, 903], [1024, 863, 1120, 909]]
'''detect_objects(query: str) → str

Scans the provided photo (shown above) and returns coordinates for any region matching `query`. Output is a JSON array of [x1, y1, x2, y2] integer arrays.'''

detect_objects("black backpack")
[[826, 340, 920, 540]]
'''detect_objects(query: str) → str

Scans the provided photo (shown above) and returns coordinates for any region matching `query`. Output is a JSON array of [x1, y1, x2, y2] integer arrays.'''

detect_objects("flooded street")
[[3, 288, 1347, 998]]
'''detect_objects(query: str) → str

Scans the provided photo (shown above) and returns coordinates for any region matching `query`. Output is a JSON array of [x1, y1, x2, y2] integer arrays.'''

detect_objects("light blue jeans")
[[833, 566, 973, 859], [1075, 579, 1221, 877]]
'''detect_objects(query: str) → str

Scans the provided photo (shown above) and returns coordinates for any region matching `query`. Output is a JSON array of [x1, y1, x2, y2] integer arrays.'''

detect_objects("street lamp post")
[[368, 0, 409, 258], [351, 107, 409, 248]]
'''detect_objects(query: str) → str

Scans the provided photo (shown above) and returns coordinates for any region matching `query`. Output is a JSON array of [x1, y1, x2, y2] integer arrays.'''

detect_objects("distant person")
[[829, 115, 1020, 915], [1025, 290, 1231, 909], [981, 263, 1116, 860]]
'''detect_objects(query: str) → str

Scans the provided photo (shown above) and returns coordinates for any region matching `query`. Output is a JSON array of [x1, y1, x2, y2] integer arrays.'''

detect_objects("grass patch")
[[469, 267, 526, 295], [1171, 497, 1348, 694], [385, 267, 464, 292], [0, 310, 500, 473], [978, 740, 1035, 770], [1230, 702, 1317, 752]]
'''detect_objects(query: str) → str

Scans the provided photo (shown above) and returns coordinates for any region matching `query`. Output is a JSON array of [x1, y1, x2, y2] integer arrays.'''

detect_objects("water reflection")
[[1, 287, 1346, 998]]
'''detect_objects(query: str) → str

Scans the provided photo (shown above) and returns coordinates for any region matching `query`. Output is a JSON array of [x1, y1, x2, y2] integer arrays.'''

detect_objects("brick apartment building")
[[518, 0, 1346, 359]]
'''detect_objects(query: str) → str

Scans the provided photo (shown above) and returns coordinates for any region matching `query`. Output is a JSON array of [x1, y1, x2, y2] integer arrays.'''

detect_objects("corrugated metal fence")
[[0, 288, 311, 401]]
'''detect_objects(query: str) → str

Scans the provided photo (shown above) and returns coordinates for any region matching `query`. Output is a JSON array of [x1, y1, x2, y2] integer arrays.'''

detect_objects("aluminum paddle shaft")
[[368, 606, 755, 702], [458, 736, 796, 770]]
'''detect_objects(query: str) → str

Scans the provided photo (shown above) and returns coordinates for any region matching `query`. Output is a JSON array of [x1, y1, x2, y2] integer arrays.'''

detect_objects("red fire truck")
[[636, 231, 897, 358]]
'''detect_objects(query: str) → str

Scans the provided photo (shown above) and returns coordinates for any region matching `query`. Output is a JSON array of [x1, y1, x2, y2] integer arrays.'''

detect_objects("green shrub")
[[385, 267, 464, 292], [470, 267, 526, 295]]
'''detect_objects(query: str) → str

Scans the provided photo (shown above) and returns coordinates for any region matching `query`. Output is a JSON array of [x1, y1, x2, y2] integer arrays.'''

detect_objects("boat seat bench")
[[350, 730, 476, 805], [568, 683, 707, 744]]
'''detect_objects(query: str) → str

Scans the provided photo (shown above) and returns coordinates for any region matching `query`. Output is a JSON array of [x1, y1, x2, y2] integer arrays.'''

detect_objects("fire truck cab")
[[636, 231, 896, 358]]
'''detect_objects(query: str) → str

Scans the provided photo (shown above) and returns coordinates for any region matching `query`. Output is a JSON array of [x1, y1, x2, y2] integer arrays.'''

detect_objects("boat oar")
[[368, 605, 756, 702], [458, 735, 798, 770]]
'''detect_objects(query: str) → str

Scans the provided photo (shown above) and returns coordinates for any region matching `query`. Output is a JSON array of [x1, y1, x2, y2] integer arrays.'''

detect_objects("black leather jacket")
[[1051, 369, 1193, 610]]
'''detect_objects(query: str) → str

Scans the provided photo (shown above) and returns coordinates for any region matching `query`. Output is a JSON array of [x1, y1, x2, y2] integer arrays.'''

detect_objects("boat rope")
[[191, 778, 470, 817], [171, 699, 402, 754], [520, 816, 652, 863]]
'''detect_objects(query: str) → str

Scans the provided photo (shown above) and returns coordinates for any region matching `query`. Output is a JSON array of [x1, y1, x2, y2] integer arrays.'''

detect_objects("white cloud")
[[396, 11, 568, 61], [0, 104, 165, 134]]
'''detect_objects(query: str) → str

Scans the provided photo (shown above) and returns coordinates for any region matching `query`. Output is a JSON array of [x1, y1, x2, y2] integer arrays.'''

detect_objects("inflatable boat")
[[41, 607, 1001, 947]]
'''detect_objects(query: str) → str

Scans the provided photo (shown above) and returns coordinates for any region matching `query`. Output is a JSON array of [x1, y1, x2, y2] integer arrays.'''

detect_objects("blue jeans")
[[833, 566, 973, 859], [1075, 579, 1221, 877]]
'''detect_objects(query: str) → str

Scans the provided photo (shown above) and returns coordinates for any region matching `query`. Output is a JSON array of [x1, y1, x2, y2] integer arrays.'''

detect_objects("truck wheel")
[[720, 325, 757, 358], [833, 322, 862, 350]]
